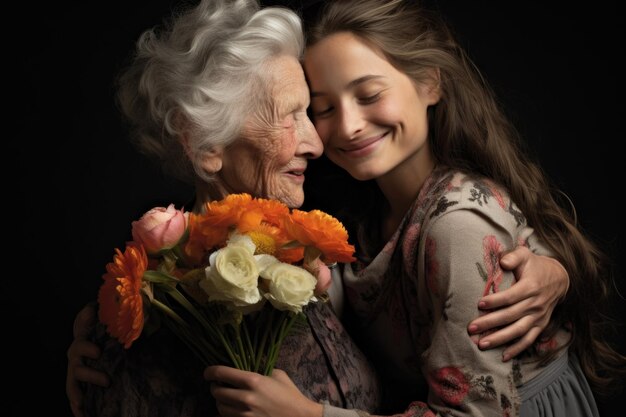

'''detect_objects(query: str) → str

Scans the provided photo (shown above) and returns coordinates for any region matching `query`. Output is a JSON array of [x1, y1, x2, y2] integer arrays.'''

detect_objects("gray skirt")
[[519, 352, 599, 417]]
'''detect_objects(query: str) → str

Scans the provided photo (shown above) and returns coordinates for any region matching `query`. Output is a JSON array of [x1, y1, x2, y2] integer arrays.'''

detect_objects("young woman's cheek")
[[313, 120, 332, 146]]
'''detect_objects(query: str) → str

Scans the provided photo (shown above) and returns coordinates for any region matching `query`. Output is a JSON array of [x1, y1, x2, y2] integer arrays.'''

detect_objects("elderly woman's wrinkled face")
[[218, 55, 323, 208]]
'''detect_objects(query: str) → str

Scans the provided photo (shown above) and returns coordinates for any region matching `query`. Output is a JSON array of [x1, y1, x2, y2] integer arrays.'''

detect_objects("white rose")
[[227, 232, 256, 252], [199, 243, 262, 308], [260, 263, 317, 313]]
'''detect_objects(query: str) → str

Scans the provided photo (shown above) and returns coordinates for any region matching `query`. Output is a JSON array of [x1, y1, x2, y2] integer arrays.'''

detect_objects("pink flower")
[[482, 235, 504, 296], [131, 204, 188, 254]]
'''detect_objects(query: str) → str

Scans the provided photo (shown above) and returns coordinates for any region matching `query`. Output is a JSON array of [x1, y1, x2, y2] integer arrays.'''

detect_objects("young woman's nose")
[[337, 103, 364, 140]]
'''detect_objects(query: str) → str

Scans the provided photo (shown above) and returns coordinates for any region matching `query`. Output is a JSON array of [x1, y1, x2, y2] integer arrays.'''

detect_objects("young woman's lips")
[[341, 133, 386, 158]]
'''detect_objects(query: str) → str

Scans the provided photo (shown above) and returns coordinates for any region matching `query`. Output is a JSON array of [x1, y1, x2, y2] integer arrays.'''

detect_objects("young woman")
[[204, 1, 625, 416]]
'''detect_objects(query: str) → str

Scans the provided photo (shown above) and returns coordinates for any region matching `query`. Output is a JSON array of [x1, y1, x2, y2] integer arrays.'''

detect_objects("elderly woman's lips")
[[284, 168, 306, 183]]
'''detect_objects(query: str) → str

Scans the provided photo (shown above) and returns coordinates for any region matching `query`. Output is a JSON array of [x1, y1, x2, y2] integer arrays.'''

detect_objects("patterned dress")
[[323, 166, 598, 417], [84, 299, 382, 417]]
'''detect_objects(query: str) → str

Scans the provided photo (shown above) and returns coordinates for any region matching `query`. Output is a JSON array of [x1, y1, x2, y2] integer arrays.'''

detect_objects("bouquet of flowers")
[[97, 193, 355, 375]]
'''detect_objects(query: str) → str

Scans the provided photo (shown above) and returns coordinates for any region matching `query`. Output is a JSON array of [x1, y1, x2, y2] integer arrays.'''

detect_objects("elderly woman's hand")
[[66, 304, 110, 417], [467, 246, 569, 361]]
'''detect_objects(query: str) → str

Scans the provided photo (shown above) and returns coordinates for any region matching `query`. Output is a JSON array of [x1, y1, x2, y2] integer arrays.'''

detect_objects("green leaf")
[[143, 270, 179, 284]]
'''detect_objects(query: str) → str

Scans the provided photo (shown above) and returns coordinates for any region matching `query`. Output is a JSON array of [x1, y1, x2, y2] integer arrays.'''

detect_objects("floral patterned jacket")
[[324, 167, 569, 417]]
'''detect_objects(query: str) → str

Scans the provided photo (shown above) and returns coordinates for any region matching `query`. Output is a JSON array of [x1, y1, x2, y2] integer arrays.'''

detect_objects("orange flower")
[[276, 246, 305, 264], [285, 209, 356, 263], [96, 193, 355, 374], [241, 197, 298, 261], [205, 193, 255, 226], [186, 193, 263, 264], [98, 244, 148, 349], [187, 194, 298, 264], [245, 197, 290, 228], [184, 212, 231, 265], [244, 223, 282, 256]]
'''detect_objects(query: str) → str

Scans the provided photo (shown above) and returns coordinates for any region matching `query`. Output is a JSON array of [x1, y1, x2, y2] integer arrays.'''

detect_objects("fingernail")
[[478, 301, 486, 309], [468, 324, 478, 333], [502, 353, 510, 362], [479, 340, 490, 349]]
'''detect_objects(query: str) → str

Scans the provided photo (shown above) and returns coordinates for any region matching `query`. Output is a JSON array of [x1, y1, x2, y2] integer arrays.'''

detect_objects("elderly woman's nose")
[[297, 117, 324, 158]]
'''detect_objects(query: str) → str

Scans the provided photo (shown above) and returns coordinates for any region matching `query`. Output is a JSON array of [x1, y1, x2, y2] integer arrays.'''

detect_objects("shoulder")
[[424, 171, 526, 233]]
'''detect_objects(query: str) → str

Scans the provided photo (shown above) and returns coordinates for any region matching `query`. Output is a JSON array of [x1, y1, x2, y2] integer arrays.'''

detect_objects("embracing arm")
[[405, 208, 529, 416], [203, 210, 547, 417], [468, 246, 569, 360], [66, 303, 110, 417]]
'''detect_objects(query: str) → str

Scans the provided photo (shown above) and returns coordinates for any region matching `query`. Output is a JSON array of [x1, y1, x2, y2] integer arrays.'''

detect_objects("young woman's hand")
[[302, 257, 333, 295], [467, 246, 569, 361], [66, 304, 110, 417], [205, 365, 323, 417]]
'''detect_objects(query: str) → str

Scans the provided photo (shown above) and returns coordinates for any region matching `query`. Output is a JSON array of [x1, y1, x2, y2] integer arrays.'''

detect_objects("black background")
[[10, 1, 624, 416]]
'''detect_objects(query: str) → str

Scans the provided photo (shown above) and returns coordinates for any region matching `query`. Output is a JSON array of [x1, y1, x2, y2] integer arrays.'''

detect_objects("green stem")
[[151, 298, 218, 365], [163, 315, 212, 366], [234, 325, 249, 371], [153, 290, 238, 366], [150, 283, 307, 375], [255, 308, 273, 373], [264, 312, 299, 375], [151, 298, 188, 327], [165, 286, 241, 368], [241, 322, 255, 372], [263, 310, 285, 375], [171, 240, 190, 268]]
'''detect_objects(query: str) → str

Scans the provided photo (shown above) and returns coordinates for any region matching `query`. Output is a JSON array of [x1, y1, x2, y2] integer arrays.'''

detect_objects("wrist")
[[321, 403, 359, 417], [306, 401, 324, 417], [551, 256, 570, 303]]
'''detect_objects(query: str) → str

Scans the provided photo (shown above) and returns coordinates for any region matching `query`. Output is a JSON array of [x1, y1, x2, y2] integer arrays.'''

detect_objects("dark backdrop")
[[10, 1, 623, 416]]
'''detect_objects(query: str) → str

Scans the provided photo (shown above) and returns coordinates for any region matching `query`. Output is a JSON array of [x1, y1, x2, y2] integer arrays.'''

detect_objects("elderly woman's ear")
[[180, 132, 224, 175], [198, 147, 224, 174]]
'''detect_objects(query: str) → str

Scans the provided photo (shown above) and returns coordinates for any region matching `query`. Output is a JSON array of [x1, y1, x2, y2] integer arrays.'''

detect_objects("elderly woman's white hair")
[[116, 0, 304, 182]]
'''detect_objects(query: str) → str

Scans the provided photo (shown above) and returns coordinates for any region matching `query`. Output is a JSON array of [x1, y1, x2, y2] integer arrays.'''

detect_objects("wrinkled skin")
[[207, 55, 322, 209], [66, 54, 329, 417]]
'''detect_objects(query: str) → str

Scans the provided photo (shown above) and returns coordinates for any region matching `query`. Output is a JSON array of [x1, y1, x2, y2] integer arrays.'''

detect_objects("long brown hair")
[[307, 0, 625, 395]]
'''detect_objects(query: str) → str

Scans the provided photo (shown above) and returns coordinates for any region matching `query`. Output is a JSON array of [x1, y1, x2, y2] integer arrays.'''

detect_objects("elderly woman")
[[69, 1, 381, 416], [67, 1, 569, 416]]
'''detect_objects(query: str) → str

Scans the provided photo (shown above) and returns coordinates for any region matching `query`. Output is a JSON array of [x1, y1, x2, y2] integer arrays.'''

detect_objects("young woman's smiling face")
[[304, 32, 440, 181]]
